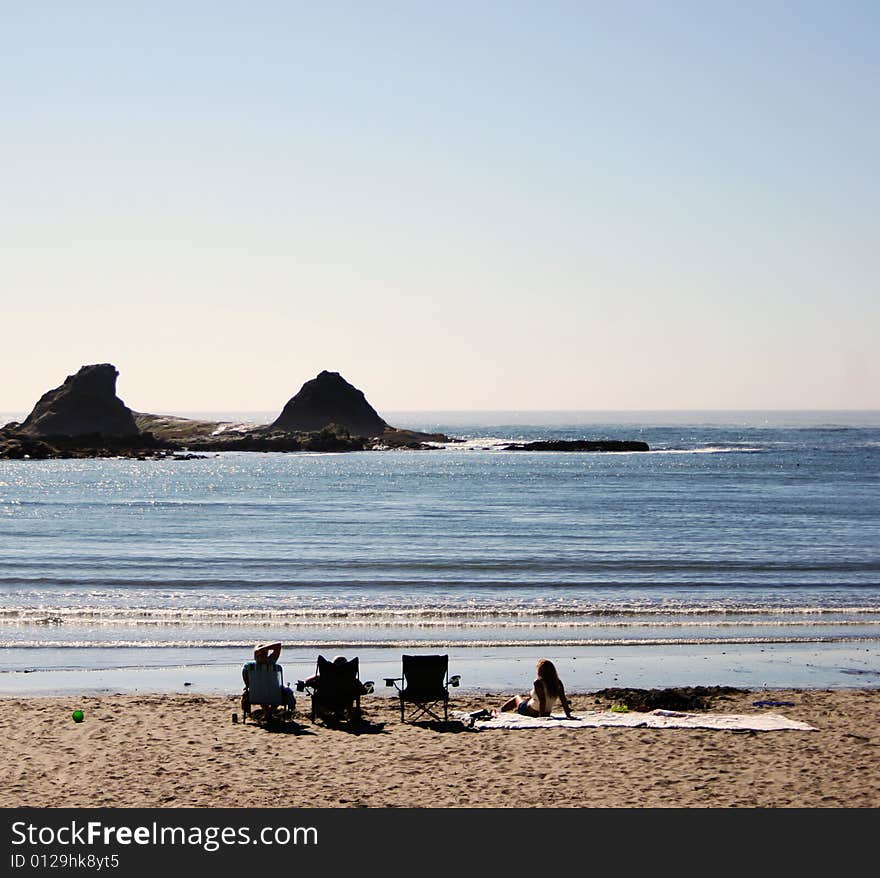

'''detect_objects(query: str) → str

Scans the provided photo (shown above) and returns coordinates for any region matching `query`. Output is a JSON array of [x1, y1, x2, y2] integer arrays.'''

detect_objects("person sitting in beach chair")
[[499, 658, 574, 719], [241, 641, 296, 723], [297, 655, 373, 725]]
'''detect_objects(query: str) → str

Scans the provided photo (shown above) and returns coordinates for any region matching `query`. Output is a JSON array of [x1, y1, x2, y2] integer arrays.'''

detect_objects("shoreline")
[[2, 688, 877, 808], [2, 641, 879, 696]]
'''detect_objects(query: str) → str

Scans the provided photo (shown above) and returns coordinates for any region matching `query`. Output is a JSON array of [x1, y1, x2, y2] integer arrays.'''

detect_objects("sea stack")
[[271, 371, 388, 437], [19, 364, 139, 438]]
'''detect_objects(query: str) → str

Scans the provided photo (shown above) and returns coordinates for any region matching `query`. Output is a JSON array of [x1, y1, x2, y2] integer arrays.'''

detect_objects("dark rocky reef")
[[0, 423, 362, 459], [185, 426, 367, 453], [374, 428, 452, 449], [501, 439, 649, 452], [270, 371, 388, 438], [0, 428, 184, 460], [18, 364, 139, 438]]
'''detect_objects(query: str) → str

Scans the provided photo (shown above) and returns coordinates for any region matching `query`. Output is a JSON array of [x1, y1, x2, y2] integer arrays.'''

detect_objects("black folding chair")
[[297, 655, 373, 725], [385, 654, 460, 722]]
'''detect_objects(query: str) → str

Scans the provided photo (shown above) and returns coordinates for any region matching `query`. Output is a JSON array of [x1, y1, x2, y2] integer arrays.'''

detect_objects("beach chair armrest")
[[449, 675, 461, 687], [384, 677, 402, 690], [363, 681, 375, 694]]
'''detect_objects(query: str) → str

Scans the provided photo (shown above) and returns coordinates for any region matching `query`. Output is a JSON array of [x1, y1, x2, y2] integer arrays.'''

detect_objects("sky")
[[2, 1, 878, 414]]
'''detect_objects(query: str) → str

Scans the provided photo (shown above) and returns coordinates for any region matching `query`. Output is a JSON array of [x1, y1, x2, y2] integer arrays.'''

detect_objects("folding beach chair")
[[297, 656, 374, 725], [385, 654, 460, 723], [240, 660, 295, 723]]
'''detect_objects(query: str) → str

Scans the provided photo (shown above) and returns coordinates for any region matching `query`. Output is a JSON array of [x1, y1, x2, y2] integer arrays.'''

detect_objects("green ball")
[[72, 709, 84, 723]]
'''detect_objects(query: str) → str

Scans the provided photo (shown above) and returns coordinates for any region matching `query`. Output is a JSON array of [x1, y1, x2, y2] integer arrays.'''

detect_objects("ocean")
[[1, 411, 879, 695]]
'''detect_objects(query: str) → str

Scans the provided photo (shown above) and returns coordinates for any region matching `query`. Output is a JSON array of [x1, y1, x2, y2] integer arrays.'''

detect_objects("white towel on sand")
[[453, 710, 816, 732]]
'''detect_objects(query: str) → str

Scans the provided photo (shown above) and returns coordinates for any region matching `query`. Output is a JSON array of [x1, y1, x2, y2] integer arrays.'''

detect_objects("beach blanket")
[[452, 710, 816, 732]]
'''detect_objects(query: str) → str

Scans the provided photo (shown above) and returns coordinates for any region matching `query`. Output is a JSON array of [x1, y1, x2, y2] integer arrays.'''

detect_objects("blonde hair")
[[536, 659, 561, 698]]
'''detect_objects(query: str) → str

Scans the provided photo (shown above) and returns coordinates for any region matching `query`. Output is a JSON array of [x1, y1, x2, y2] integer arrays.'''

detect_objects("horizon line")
[[3, 407, 880, 415]]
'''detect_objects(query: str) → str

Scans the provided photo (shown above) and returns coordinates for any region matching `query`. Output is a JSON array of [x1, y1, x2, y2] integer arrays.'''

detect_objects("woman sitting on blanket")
[[500, 658, 575, 719]]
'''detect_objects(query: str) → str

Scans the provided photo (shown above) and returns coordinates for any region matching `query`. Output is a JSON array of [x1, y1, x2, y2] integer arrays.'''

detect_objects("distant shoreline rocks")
[[501, 439, 650, 452], [1, 363, 650, 459]]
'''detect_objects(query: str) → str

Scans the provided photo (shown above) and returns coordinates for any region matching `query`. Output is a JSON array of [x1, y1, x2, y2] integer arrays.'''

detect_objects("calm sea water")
[[1, 411, 878, 692]]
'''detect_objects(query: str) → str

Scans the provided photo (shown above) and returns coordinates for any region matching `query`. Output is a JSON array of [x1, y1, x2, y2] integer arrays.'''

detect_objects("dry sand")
[[2, 689, 878, 808]]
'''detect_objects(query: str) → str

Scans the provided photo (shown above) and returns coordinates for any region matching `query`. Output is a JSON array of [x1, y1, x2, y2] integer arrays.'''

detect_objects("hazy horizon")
[[3, 3, 878, 412], [4, 406, 879, 432]]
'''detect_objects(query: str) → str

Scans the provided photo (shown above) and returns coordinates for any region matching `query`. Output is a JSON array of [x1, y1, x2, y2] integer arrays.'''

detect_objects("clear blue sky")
[[3, 1, 878, 413]]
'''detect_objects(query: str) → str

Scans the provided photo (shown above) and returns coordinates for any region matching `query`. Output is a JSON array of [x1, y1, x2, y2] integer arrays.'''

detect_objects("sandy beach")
[[2, 688, 877, 808]]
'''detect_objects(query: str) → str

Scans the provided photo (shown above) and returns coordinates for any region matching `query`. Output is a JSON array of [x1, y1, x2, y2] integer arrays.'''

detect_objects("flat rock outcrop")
[[186, 427, 366, 453], [374, 428, 452, 449], [270, 371, 388, 437], [19, 364, 139, 438], [133, 412, 227, 443]]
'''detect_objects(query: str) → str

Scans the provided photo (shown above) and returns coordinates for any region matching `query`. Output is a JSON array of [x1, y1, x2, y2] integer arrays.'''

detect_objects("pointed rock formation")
[[270, 371, 388, 437], [19, 364, 139, 437]]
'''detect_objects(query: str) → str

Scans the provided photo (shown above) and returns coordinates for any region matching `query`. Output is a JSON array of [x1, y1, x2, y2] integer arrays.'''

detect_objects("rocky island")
[[1, 365, 160, 460], [271, 370, 388, 437], [0, 365, 449, 459], [0, 364, 650, 459]]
